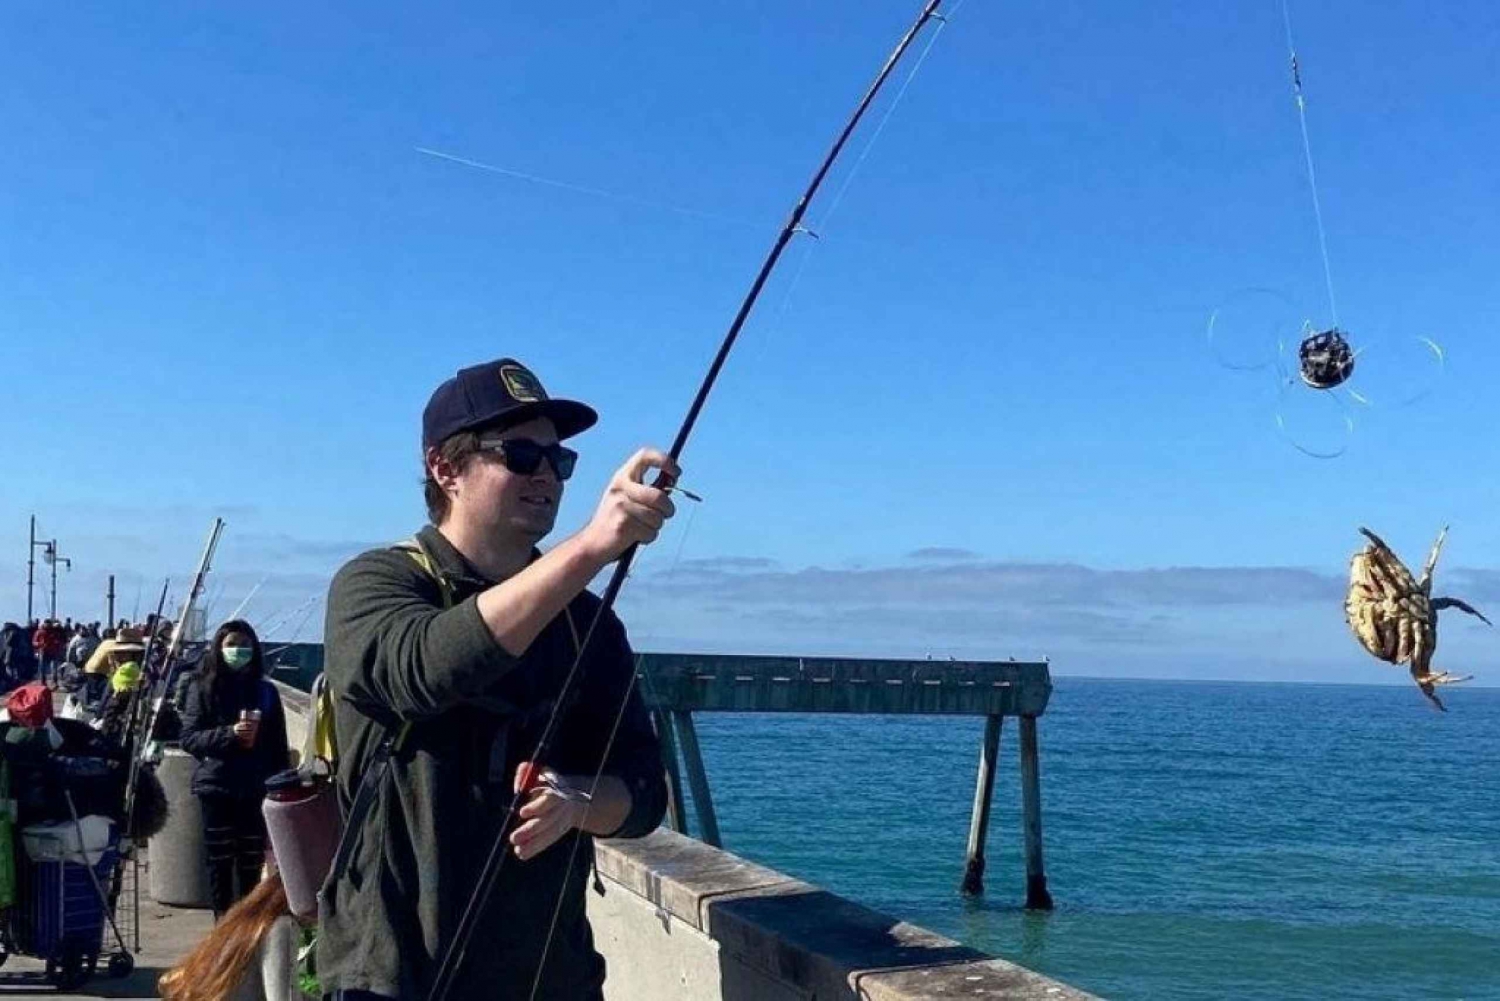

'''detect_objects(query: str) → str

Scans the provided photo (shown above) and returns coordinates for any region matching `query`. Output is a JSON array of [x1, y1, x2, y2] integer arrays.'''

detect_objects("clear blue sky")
[[3, 1, 1497, 684]]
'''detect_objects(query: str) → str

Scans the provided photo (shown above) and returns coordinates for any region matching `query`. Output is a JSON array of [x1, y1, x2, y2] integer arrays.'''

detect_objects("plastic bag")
[[21, 815, 115, 865]]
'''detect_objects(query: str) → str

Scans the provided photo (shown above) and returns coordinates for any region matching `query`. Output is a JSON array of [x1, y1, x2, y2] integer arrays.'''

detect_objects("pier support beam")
[[672, 710, 722, 848], [1019, 715, 1054, 910], [960, 714, 1003, 896], [652, 709, 687, 836]]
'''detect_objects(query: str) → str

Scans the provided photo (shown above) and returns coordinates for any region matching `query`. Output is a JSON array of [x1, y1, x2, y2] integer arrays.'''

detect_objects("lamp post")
[[26, 516, 54, 623], [42, 541, 72, 619]]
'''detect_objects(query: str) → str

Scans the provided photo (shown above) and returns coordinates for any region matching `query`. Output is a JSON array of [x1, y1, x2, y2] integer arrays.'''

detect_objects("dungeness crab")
[[1345, 527, 1490, 711]]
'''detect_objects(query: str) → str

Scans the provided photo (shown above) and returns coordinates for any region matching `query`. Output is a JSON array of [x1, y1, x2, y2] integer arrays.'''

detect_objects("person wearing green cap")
[[82, 628, 145, 715], [98, 655, 146, 745]]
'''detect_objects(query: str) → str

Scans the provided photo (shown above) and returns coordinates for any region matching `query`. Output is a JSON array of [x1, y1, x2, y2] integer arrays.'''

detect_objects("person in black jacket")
[[318, 358, 672, 1001], [179, 618, 289, 919]]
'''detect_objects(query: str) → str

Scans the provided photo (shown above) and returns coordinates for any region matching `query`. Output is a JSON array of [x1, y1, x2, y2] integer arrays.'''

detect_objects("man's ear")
[[426, 446, 461, 494]]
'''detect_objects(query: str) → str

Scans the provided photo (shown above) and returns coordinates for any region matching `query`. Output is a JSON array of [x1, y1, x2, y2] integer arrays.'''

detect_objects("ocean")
[[680, 678, 1500, 1000]]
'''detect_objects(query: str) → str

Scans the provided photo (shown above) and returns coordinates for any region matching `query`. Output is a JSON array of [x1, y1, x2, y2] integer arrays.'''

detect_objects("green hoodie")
[[316, 526, 666, 1001]]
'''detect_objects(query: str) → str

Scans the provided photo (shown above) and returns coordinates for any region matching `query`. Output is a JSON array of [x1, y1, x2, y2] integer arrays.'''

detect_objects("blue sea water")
[[681, 679, 1500, 1000]]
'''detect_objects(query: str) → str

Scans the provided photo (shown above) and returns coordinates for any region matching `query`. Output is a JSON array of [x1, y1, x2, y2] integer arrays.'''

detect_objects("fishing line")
[[738, 2, 961, 396], [525, 497, 704, 1001], [1280, 0, 1339, 327], [814, 0, 963, 235]]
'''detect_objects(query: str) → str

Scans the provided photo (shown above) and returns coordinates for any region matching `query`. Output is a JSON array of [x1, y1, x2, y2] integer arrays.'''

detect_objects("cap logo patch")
[[499, 364, 546, 403]]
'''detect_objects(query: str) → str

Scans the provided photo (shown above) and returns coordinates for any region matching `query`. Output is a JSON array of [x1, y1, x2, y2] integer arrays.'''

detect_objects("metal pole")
[[26, 516, 35, 622], [49, 541, 58, 618], [107, 574, 116, 626]]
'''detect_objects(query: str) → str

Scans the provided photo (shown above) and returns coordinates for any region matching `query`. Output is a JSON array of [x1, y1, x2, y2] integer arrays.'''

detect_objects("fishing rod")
[[225, 575, 268, 624], [137, 518, 226, 765], [261, 595, 325, 669], [425, 4, 949, 998], [257, 592, 323, 641], [121, 578, 171, 840]]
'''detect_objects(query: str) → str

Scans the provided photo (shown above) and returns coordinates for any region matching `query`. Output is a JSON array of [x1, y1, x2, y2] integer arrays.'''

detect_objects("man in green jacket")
[[318, 357, 675, 1000]]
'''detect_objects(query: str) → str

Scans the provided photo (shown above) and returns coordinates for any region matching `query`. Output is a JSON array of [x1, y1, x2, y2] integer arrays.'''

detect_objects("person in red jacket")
[[33, 620, 66, 688]]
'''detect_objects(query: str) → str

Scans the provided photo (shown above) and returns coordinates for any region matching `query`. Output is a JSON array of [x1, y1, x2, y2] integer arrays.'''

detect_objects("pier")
[[635, 653, 1056, 906]]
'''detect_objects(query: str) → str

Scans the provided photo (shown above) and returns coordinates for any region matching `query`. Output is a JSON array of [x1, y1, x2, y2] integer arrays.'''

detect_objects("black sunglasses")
[[476, 437, 578, 481]]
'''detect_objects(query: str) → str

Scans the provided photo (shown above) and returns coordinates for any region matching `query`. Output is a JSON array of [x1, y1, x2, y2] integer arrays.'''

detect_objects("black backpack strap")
[[319, 722, 411, 916], [319, 539, 445, 913]]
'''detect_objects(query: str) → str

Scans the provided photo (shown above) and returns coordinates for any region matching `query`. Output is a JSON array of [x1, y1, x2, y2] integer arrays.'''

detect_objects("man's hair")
[[423, 431, 484, 525]]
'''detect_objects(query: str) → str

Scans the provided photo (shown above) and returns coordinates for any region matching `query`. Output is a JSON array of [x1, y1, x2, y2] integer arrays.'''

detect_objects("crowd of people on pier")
[[1, 606, 295, 996], [0, 615, 177, 694]]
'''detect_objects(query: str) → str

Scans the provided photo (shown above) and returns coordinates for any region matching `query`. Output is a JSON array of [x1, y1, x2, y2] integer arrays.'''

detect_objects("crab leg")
[[1432, 596, 1493, 626], [1419, 526, 1450, 591]]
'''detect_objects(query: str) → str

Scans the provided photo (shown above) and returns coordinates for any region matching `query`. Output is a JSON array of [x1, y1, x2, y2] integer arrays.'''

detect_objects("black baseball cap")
[[422, 358, 598, 449]]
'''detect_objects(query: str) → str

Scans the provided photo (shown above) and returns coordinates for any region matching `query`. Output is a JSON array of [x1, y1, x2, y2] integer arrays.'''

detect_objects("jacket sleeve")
[[323, 550, 520, 721], [259, 682, 291, 774], [585, 610, 668, 839], [178, 678, 239, 759]]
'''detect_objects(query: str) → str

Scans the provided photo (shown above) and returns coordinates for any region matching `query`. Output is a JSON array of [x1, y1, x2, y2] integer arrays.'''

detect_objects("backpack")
[[290, 537, 455, 992]]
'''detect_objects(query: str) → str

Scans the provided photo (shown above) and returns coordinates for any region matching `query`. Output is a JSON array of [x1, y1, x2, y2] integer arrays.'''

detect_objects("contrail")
[[414, 146, 760, 229]]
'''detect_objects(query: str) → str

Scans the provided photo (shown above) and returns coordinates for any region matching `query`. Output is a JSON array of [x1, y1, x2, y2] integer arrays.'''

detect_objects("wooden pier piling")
[[961, 714, 1003, 895], [673, 710, 722, 848], [1019, 715, 1054, 910], [652, 708, 688, 836]]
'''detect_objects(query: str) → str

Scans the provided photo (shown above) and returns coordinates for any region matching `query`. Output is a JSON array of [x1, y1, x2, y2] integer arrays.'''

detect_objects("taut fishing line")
[[738, 0, 959, 390]]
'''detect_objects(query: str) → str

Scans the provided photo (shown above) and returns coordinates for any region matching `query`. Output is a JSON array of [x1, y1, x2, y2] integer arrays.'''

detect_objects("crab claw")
[[1414, 677, 1448, 712], [1412, 670, 1474, 712], [1419, 526, 1450, 590], [1432, 596, 1493, 626]]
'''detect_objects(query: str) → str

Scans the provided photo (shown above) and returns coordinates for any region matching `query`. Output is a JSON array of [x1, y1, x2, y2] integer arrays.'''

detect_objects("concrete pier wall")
[[271, 683, 1096, 1001]]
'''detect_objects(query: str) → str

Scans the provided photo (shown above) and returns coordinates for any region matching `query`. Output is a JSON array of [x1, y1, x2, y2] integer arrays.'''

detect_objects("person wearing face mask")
[[179, 619, 290, 918]]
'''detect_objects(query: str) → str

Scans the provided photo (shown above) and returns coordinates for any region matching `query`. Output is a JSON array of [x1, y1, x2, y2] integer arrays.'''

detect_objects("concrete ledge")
[[595, 829, 1097, 1000]]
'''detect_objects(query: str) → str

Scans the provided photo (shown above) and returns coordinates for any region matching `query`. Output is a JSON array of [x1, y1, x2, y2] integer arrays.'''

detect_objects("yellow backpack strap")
[[306, 673, 338, 767], [393, 536, 455, 611], [386, 535, 465, 750], [395, 533, 576, 665]]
